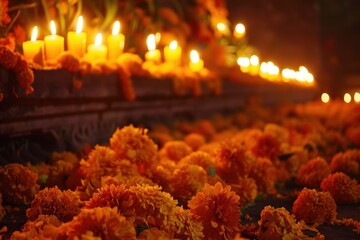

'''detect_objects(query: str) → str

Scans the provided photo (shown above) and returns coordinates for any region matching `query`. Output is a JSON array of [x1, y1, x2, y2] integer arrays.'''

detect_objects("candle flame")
[[190, 50, 200, 63], [31, 26, 38, 42], [50, 20, 57, 35], [237, 57, 250, 67], [354, 92, 360, 103], [169, 40, 177, 50], [281, 68, 295, 81], [250, 55, 259, 66], [94, 33, 102, 46], [344, 93, 351, 103], [147, 34, 156, 51], [299, 66, 308, 73], [235, 23, 245, 34], [112, 21, 120, 35], [321, 93, 330, 103], [216, 22, 226, 32], [76, 16, 83, 34], [260, 62, 268, 73]]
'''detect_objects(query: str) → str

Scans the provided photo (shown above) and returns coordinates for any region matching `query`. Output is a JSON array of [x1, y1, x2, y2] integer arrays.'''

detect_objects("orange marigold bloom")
[[296, 157, 330, 188], [13, 54, 34, 87], [178, 151, 215, 175], [57, 52, 80, 72], [110, 125, 158, 168], [330, 150, 359, 177], [193, 120, 216, 140], [320, 172, 360, 204], [188, 182, 241, 240], [138, 228, 173, 240], [250, 133, 281, 161], [0, 163, 39, 206], [215, 139, 253, 183], [59, 207, 136, 240], [26, 186, 83, 222], [249, 157, 277, 194], [258, 206, 309, 240], [184, 133, 206, 151], [1, 0, 11, 24], [167, 206, 204, 240], [292, 188, 337, 225], [159, 140, 192, 162], [230, 177, 258, 207], [0, 46, 17, 69], [170, 164, 207, 201]]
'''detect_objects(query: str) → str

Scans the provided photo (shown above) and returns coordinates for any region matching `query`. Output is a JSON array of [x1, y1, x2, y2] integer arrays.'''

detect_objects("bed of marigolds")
[[0, 100, 360, 239]]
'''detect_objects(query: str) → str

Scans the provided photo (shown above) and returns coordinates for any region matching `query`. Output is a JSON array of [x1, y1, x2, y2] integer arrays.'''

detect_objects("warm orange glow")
[[354, 92, 360, 103], [321, 93, 330, 103], [50, 20, 57, 35], [344, 93, 351, 103], [217, 22, 226, 32], [155, 32, 161, 44], [94, 33, 102, 46], [31, 26, 38, 42], [260, 62, 268, 72], [190, 50, 200, 63], [237, 57, 250, 67], [250, 55, 259, 66], [282, 68, 295, 81], [76, 16, 83, 34], [112, 21, 120, 35], [299, 66, 308, 73], [169, 40, 178, 50], [147, 34, 156, 51], [235, 23, 245, 34]]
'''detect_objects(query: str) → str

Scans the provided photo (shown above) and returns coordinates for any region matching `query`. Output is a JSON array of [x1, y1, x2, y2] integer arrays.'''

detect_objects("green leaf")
[[100, 0, 118, 30]]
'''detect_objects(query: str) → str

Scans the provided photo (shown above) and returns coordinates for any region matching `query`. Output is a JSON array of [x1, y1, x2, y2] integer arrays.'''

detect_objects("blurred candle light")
[[281, 68, 295, 82], [87, 33, 107, 60], [354, 92, 360, 103], [237, 57, 250, 73], [44, 20, 64, 60], [22, 26, 45, 65], [67, 16, 86, 58], [189, 50, 204, 72], [145, 34, 161, 63], [344, 93, 351, 103], [321, 93, 330, 103], [107, 21, 125, 59], [259, 62, 269, 79], [216, 22, 229, 36], [164, 40, 182, 65], [249, 55, 259, 75], [233, 23, 245, 39]]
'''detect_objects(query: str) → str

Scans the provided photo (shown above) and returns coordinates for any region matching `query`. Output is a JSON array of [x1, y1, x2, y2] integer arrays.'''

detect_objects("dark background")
[[227, 0, 360, 96]]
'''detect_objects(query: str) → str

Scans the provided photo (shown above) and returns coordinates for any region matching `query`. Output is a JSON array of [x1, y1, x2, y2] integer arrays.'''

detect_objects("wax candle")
[[237, 57, 250, 73], [44, 20, 64, 60], [234, 23, 245, 39], [22, 26, 45, 65], [107, 21, 125, 59], [321, 93, 330, 103], [145, 34, 161, 63], [87, 33, 107, 60], [249, 55, 259, 75], [189, 50, 204, 72], [216, 22, 230, 37], [67, 16, 86, 58], [344, 93, 351, 103], [164, 40, 181, 65], [354, 92, 360, 103]]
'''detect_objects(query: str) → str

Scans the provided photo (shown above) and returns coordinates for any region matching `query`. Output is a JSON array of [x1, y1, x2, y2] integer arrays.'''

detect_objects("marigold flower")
[[159, 140, 192, 162], [188, 182, 241, 240], [320, 172, 360, 204], [249, 157, 277, 194], [149, 159, 176, 191], [250, 133, 281, 161], [178, 151, 215, 174], [258, 206, 307, 240], [1, 0, 11, 24], [0, 163, 39, 206], [215, 139, 253, 183], [331, 150, 359, 177], [137, 227, 173, 240], [264, 123, 290, 144], [110, 125, 158, 169], [55, 51, 80, 72], [59, 207, 136, 240], [184, 133, 206, 151], [26, 186, 83, 222], [230, 177, 258, 207], [296, 157, 330, 188], [0, 193, 4, 221], [292, 188, 337, 225], [193, 120, 216, 140], [170, 164, 207, 201], [0, 46, 17, 69]]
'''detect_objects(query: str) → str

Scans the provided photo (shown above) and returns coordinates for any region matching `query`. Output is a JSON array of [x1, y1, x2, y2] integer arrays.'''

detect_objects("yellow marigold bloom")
[[167, 206, 204, 240], [26, 186, 83, 222], [110, 125, 158, 168], [215, 139, 253, 183], [331, 150, 359, 177], [296, 157, 330, 188], [178, 151, 215, 175], [292, 188, 337, 225], [59, 207, 136, 239], [258, 206, 310, 240], [149, 159, 176, 192], [249, 157, 277, 194], [184, 133, 206, 151], [0, 163, 39, 206], [230, 177, 258, 207], [159, 140, 192, 162], [188, 182, 241, 240], [170, 164, 207, 201], [320, 172, 360, 204]]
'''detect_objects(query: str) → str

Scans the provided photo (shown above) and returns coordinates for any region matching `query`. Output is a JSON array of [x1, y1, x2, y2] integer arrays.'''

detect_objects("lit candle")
[[189, 50, 204, 72], [267, 62, 280, 81], [87, 33, 108, 60], [67, 16, 86, 58], [234, 23, 245, 39], [145, 34, 161, 63], [237, 57, 250, 73], [354, 92, 360, 103], [344, 93, 351, 103], [22, 26, 45, 65], [216, 22, 230, 36], [164, 40, 182, 65], [259, 62, 269, 79], [107, 21, 125, 59], [44, 20, 64, 60], [281, 68, 296, 82], [321, 93, 330, 103], [249, 55, 259, 75]]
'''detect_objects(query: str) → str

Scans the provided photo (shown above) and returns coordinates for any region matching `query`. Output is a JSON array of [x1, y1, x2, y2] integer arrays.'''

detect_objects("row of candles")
[[22, 16, 205, 71], [321, 92, 360, 104], [237, 55, 315, 86]]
